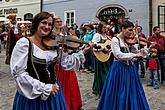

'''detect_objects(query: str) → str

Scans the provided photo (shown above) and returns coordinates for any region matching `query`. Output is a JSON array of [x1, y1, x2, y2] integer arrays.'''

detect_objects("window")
[[17, 18, 21, 21], [64, 10, 75, 27], [158, 6, 165, 33], [24, 13, 33, 21]]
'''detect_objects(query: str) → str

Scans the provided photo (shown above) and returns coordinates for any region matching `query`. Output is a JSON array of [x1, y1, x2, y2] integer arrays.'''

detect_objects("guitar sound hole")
[[94, 44, 101, 49], [97, 45, 101, 49], [106, 45, 111, 49]]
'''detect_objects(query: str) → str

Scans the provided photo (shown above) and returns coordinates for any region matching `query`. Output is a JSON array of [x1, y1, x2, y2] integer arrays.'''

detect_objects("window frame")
[[64, 10, 75, 27], [158, 5, 165, 33]]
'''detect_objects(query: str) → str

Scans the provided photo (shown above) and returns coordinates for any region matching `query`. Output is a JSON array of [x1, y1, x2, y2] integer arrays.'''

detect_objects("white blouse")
[[92, 33, 108, 43], [111, 36, 149, 61], [111, 36, 137, 61], [10, 37, 85, 100]]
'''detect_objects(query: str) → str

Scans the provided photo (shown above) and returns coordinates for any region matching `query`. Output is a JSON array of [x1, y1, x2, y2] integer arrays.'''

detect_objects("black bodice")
[[25, 38, 57, 84], [116, 37, 129, 53]]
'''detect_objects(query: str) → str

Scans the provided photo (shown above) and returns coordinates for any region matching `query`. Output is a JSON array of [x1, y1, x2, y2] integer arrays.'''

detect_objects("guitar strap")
[[114, 36, 121, 48], [99, 35, 109, 43]]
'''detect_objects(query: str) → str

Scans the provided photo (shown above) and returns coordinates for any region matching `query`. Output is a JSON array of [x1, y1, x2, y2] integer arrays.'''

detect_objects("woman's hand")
[[104, 48, 112, 53], [149, 42, 157, 48], [136, 52, 144, 58], [51, 83, 59, 96], [82, 41, 94, 54], [88, 41, 94, 48]]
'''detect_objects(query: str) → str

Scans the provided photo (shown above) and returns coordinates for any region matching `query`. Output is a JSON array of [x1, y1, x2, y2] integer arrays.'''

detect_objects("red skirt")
[[55, 64, 82, 110]]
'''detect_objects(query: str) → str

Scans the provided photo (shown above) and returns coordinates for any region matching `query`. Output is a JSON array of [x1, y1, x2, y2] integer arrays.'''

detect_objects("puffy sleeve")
[[111, 37, 137, 61], [92, 33, 101, 43], [60, 50, 85, 70], [10, 37, 52, 101]]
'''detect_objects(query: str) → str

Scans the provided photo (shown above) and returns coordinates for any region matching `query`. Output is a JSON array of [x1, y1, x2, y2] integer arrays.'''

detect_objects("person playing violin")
[[97, 20, 150, 110], [53, 16, 83, 110], [10, 12, 91, 110]]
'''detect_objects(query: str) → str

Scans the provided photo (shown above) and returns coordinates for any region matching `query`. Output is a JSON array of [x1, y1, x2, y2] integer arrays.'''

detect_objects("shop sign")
[[0, 8, 18, 15]]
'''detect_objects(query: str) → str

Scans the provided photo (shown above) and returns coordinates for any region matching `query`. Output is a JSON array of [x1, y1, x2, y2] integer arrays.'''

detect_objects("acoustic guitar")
[[92, 40, 112, 62]]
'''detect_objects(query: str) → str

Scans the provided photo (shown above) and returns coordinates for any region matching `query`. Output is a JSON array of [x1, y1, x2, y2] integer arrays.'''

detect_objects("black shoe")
[[140, 74, 145, 78], [147, 83, 153, 87], [92, 91, 97, 95], [154, 86, 159, 89]]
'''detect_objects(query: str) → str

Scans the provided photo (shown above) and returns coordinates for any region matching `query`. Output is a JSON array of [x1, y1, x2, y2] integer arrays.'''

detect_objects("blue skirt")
[[97, 61, 150, 110], [13, 83, 68, 110]]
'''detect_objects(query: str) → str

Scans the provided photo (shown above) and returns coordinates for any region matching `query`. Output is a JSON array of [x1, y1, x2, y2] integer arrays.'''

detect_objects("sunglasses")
[[55, 21, 62, 23]]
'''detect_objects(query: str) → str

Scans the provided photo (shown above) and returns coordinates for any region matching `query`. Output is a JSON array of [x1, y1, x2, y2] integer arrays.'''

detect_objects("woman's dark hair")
[[30, 11, 54, 35], [88, 24, 94, 30], [97, 21, 107, 34], [121, 20, 134, 29]]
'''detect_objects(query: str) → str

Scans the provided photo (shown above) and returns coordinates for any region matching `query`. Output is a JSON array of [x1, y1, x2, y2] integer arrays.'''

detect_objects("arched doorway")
[[96, 4, 129, 23], [24, 13, 33, 21]]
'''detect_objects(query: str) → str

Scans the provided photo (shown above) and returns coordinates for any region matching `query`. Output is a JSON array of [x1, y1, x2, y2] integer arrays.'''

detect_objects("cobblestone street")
[[0, 49, 165, 110]]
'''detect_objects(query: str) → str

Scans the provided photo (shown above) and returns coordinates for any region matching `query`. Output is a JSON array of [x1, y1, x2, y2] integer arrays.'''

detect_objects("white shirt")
[[111, 36, 137, 61], [10, 37, 85, 100], [92, 33, 108, 43], [111, 36, 149, 61]]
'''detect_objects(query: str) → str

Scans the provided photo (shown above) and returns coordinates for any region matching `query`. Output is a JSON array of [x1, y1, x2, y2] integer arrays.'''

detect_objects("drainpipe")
[[40, 0, 43, 12], [149, 0, 152, 36]]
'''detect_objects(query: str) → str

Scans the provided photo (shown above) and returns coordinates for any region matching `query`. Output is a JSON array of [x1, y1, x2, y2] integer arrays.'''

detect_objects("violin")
[[124, 35, 137, 46], [42, 34, 88, 50], [125, 35, 153, 46]]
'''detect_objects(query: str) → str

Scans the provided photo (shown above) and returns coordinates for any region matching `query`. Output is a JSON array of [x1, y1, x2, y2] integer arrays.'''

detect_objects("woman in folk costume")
[[10, 12, 89, 110], [53, 16, 83, 110], [97, 20, 150, 110], [91, 22, 114, 95]]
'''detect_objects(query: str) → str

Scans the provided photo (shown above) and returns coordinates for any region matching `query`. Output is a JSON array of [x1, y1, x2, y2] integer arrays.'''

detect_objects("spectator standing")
[[134, 26, 146, 78], [5, 21, 18, 64], [83, 23, 96, 73], [146, 46, 160, 89], [148, 26, 165, 84]]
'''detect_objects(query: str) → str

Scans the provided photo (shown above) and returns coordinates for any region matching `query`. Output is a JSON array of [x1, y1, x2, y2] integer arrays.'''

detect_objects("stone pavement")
[[0, 49, 165, 110], [0, 49, 15, 110]]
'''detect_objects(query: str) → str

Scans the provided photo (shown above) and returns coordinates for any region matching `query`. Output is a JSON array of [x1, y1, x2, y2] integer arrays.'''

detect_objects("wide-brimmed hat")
[[2, 32, 8, 35]]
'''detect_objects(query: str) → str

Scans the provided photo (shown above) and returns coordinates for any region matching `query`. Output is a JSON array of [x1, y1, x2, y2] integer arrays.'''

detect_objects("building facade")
[[0, 0, 41, 21], [152, 0, 165, 34], [43, 0, 149, 36]]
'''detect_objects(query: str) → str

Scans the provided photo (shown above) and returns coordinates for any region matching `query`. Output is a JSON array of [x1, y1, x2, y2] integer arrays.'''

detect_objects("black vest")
[[25, 38, 57, 84]]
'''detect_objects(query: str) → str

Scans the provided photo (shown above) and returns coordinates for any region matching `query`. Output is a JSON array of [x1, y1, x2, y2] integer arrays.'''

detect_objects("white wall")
[[152, 0, 165, 28], [43, 0, 149, 36], [0, 0, 40, 20]]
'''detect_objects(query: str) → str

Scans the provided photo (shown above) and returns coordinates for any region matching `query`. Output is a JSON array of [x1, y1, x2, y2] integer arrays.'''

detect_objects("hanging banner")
[[0, 8, 18, 15]]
